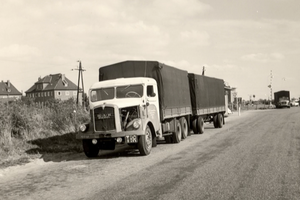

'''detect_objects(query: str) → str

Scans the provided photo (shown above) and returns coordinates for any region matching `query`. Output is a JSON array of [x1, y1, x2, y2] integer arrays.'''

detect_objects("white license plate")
[[125, 135, 138, 143]]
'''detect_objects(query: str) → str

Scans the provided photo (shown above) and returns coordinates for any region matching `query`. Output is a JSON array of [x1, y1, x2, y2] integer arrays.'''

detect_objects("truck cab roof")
[[90, 77, 156, 89]]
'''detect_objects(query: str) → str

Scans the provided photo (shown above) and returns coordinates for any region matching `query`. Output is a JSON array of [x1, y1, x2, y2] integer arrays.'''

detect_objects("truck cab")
[[76, 77, 161, 157], [278, 99, 290, 108]]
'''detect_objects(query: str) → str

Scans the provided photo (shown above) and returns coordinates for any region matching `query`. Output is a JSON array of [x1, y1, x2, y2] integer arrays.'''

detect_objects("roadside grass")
[[0, 98, 89, 168]]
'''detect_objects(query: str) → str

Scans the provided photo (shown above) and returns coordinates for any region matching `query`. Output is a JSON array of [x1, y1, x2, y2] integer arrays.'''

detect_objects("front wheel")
[[82, 139, 99, 158], [138, 125, 152, 156]]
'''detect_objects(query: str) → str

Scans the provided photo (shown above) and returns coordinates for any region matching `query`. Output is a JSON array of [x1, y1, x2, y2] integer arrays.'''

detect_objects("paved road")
[[1, 108, 300, 200]]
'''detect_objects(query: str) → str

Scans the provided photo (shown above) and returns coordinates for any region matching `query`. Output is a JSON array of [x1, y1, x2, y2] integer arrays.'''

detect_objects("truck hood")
[[90, 98, 144, 109]]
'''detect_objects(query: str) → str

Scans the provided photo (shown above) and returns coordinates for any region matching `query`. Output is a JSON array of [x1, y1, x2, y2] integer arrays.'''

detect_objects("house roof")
[[25, 73, 79, 93], [0, 80, 22, 96]]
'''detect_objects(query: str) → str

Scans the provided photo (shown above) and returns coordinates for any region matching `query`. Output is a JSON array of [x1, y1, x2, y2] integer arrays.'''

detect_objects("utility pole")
[[269, 70, 273, 105], [72, 61, 86, 107]]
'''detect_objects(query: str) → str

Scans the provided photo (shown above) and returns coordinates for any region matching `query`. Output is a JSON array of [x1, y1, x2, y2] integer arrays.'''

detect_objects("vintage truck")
[[76, 61, 226, 157], [274, 90, 290, 108]]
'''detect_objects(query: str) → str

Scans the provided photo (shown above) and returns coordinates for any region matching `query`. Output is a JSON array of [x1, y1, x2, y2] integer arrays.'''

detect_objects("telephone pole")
[[72, 61, 86, 107], [269, 70, 273, 105]]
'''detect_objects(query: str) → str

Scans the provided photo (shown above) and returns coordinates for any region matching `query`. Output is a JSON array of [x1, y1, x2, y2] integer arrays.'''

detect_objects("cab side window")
[[147, 85, 155, 97]]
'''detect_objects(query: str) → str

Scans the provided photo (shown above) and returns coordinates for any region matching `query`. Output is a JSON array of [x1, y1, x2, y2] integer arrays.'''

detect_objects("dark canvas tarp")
[[274, 90, 290, 104], [188, 73, 225, 115], [99, 60, 192, 120]]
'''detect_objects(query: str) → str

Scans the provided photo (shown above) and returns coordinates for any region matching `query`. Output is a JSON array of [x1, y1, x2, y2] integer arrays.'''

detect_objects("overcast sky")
[[1, 0, 299, 100]]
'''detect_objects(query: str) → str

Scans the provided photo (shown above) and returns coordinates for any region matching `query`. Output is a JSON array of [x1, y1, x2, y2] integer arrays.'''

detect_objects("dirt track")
[[1, 108, 300, 200]]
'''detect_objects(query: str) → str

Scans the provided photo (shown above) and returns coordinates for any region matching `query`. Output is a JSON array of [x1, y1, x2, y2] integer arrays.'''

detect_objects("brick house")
[[25, 73, 82, 104], [0, 80, 22, 102]]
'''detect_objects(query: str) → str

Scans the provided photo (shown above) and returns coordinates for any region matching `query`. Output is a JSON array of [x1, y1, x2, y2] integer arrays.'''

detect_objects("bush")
[[0, 98, 89, 156]]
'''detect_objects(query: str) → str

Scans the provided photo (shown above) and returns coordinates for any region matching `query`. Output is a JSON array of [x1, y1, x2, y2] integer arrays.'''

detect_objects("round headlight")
[[79, 124, 87, 132], [133, 121, 140, 129]]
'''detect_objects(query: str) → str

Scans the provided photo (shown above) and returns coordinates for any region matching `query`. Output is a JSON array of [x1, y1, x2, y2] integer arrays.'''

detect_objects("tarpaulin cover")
[[188, 73, 225, 114], [99, 61, 191, 120]]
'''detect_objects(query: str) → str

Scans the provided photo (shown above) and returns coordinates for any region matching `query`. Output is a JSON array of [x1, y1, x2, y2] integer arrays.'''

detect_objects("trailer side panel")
[[188, 73, 225, 115]]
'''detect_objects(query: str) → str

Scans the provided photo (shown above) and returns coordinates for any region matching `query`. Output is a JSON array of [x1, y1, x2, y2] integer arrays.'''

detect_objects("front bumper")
[[76, 129, 144, 140]]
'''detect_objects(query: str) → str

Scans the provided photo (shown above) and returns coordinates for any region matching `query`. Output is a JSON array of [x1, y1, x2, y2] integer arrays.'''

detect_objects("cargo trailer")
[[188, 73, 226, 134]]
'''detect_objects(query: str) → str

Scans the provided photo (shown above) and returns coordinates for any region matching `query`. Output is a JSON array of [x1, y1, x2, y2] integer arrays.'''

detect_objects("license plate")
[[125, 135, 138, 143]]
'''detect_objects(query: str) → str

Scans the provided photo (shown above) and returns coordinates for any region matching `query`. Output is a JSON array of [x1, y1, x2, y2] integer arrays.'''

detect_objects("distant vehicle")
[[290, 100, 299, 107], [274, 90, 290, 108]]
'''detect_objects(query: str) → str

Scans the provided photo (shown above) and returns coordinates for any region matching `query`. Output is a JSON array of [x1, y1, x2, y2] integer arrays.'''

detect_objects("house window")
[[73, 91, 77, 95], [66, 91, 69, 96], [57, 91, 61, 96]]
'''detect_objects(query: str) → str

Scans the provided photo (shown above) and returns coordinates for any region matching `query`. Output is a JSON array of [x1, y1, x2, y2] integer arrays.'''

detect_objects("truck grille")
[[94, 107, 116, 131]]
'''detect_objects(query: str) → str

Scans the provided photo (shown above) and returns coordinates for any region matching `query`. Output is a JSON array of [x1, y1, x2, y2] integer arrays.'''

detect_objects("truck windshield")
[[117, 84, 143, 98], [91, 87, 114, 102]]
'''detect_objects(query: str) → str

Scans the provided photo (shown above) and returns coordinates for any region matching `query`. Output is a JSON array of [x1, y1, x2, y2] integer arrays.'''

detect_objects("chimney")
[[62, 74, 68, 86], [7, 80, 11, 87]]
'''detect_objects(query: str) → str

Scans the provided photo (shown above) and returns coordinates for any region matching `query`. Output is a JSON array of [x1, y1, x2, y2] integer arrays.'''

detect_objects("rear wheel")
[[172, 119, 182, 143], [192, 118, 198, 134], [82, 139, 99, 158], [138, 125, 152, 156], [213, 115, 218, 128], [197, 116, 204, 134], [217, 113, 223, 128], [180, 117, 188, 139]]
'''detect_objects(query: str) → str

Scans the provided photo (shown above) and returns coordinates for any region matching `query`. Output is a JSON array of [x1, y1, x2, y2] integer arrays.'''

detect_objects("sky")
[[1, 0, 300, 100]]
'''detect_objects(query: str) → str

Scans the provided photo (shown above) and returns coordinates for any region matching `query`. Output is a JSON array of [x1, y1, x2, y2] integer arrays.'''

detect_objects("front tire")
[[82, 139, 99, 158], [138, 125, 152, 156]]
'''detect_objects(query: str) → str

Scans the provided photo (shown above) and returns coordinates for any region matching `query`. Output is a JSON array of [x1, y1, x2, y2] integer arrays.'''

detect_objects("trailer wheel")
[[217, 113, 223, 128], [82, 139, 99, 158], [138, 125, 152, 156], [213, 115, 218, 128], [172, 120, 182, 143], [192, 118, 198, 134], [197, 116, 204, 134], [180, 117, 188, 139]]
